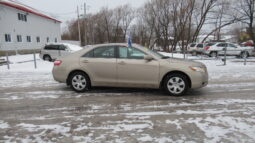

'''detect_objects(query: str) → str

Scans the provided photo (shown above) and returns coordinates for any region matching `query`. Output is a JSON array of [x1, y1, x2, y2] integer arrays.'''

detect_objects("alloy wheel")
[[72, 75, 87, 91], [167, 77, 185, 94]]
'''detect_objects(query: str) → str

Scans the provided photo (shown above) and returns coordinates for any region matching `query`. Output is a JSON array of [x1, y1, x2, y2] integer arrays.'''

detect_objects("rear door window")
[[197, 44, 204, 48], [228, 43, 237, 48], [217, 43, 227, 47], [83, 46, 116, 58]]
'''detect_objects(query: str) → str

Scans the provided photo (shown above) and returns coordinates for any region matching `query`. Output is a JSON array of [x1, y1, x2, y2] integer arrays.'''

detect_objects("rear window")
[[44, 45, 59, 50], [190, 44, 196, 47], [59, 45, 67, 51]]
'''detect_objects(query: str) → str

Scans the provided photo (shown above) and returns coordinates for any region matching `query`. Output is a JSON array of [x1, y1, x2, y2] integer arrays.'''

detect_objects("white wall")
[[0, 4, 61, 51]]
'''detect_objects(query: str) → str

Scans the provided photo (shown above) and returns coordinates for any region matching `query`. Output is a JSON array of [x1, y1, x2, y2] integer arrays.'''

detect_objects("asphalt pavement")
[[0, 77, 255, 142]]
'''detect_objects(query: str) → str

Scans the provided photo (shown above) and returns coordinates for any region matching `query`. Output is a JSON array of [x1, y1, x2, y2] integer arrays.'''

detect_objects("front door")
[[116, 46, 159, 88], [79, 46, 117, 86]]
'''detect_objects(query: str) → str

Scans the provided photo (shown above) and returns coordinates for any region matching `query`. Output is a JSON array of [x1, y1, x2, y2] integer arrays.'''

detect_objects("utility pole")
[[77, 6, 81, 46], [84, 2, 87, 46]]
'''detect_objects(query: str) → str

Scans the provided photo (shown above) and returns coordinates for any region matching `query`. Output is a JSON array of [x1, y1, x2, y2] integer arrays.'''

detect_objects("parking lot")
[[1, 54, 255, 143]]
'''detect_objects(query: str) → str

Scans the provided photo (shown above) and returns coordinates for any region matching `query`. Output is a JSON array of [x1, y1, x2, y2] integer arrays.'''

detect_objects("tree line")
[[62, 0, 255, 52]]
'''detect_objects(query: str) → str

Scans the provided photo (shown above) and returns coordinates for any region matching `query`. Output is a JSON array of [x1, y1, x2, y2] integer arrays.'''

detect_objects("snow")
[[0, 120, 10, 129], [63, 43, 83, 52], [1, 52, 255, 80], [1, 53, 255, 142], [0, 54, 53, 72]]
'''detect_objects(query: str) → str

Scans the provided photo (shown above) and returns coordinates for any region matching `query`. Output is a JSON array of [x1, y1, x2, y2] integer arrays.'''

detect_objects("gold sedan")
[[52, 43, 208, 96]]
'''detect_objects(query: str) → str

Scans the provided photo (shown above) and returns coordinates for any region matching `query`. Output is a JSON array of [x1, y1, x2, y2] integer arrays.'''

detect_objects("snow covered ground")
[[0, 53, 255, 143]]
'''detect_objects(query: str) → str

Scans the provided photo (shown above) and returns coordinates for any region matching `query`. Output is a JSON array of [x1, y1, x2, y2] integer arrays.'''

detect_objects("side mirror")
[[144, 55, 154, 61]]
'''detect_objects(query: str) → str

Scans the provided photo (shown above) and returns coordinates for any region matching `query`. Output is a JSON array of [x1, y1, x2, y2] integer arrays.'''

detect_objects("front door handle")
[[82, 60, 89, 63], [118, 61, 126, 65]]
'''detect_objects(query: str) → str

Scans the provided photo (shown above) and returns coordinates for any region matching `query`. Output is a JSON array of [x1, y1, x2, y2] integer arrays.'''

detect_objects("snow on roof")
[[0, 0, 61, 23], [62, 43, 83, 51]]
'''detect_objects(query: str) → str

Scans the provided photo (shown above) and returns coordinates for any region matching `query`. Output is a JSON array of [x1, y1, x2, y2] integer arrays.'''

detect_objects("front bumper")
[[190, 71, 208, 89]]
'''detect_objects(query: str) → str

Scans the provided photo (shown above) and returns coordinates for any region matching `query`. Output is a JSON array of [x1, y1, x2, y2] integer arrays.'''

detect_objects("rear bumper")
[[52, 66, 68, 83]]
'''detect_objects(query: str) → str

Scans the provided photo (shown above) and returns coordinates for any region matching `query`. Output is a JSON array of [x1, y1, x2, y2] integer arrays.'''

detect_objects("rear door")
[[116, 46, 159, 88], [216, 43, 227, 55], [227, 43, 239, 55], [196, 44, 204, 52], [79, 46, 117, 86]]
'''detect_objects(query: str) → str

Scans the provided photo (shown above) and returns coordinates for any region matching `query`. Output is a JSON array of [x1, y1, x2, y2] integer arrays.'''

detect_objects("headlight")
[[189, 66, 205, 72]]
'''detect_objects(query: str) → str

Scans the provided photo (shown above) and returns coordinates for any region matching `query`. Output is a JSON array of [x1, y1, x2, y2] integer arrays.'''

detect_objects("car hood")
[[164, 58, 205, 67]]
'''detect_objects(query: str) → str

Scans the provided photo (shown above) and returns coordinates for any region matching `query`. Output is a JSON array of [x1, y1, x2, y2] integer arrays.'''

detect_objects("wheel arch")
[[160, 70, 192, 89], [66, 69, 91, 86], [241, 50, 249, 56], [43, 54, 51, 59]]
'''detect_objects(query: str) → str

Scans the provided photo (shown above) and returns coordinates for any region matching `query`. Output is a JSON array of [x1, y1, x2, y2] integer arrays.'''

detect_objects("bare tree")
[[235, 0, 255, 43], [191, 0, 218, 42]]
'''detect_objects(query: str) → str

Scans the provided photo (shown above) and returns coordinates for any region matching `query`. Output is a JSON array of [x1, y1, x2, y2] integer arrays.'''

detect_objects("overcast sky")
[[17, 0, 148, 28]]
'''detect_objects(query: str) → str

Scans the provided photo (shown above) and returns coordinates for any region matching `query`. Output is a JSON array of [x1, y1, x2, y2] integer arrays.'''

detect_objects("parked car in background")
[[203, 42, 254, 58], [187, 43, 197, 54], [52, 43, 208, 96], [195, 43, 206, 54], [241, 41, 254, 47], [40, 43, 83, 61], [187, 43, 206, 55]]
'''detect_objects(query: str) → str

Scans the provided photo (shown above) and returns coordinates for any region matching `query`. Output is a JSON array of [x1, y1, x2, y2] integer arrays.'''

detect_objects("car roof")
[[91, 43, 129, 47]]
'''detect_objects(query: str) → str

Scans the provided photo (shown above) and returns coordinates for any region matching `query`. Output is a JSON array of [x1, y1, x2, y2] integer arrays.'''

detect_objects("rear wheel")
[[43, 55, 52, 61], [70, 72, 90, 92], [209, 51, 217, 58], [164, 73, 189, 96], [240, 51, 249, 59]]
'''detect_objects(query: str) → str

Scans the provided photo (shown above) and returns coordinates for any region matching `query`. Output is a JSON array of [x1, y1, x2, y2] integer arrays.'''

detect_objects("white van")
[[39, 43, 83, 61]]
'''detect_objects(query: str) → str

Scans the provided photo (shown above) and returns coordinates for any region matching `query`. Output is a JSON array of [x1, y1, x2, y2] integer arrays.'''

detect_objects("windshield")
[[134, 44, 165, 59]]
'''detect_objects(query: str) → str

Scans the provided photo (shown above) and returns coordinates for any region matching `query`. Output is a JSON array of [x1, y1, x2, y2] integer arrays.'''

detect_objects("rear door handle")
[[118, 61, 126, 65], [82, 60, 89, 63]]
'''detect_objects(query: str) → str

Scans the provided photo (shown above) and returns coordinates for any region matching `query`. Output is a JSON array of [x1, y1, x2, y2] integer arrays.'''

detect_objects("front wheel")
[[70, 72, 90, 92], [164, 73, 189, 96], [192, 51, 197, 56], [209, 51, 218, 58]]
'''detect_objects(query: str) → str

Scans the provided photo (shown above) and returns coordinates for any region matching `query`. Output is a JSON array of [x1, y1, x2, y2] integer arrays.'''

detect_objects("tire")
[[209, 51, 217, 58], [192, 51, 197, 56], [240, 51, 249, 59], [69, 71, 90, 92], [163, 73, 189, 96], [43, 55, 52, 61]]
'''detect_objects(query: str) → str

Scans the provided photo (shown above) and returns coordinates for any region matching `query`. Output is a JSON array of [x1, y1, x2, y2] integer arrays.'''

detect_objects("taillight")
[[54, 60, 62, 66], [204, 46, 211, 50]]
